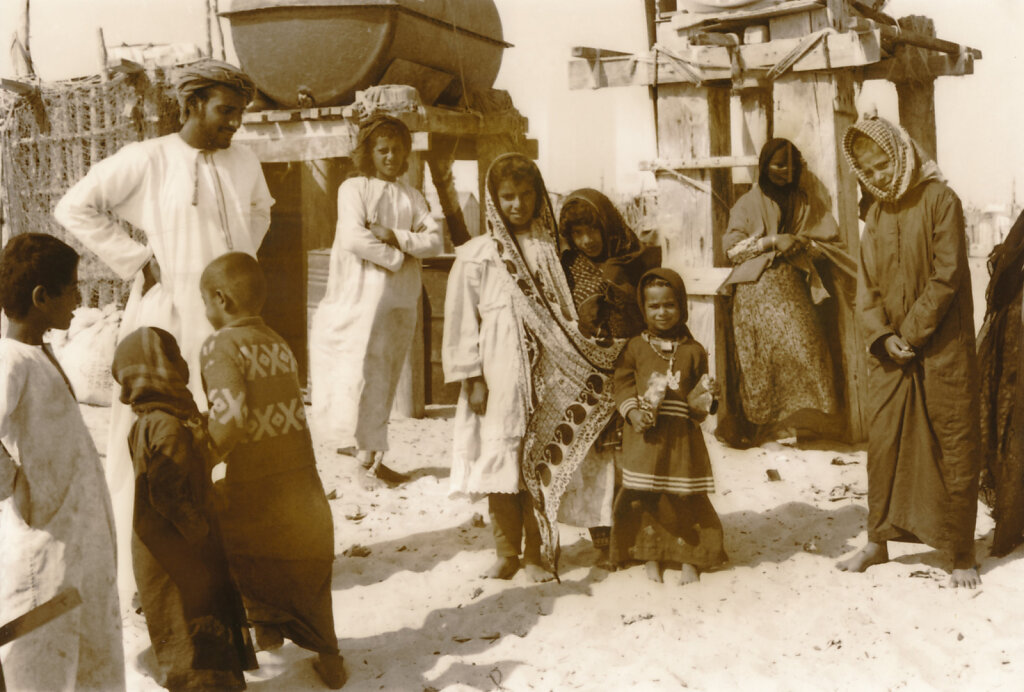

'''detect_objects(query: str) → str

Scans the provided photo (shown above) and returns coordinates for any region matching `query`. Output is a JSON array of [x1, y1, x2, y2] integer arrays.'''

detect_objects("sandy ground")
[[75, 394, 1024, 692], [64, 257, 1022, 692]]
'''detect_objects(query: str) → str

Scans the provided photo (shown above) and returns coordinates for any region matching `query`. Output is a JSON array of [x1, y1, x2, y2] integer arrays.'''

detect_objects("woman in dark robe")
[[717, 139, 856, 446], [978, 209, 1024, 556]]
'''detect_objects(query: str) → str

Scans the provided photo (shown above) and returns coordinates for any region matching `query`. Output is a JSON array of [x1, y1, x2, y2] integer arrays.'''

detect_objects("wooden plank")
[[572, 46, 632, 59], [858, 51, 974, 81], [773, 71, 866, 440], [894, 16, 938, 162], [568, 29, 883, 90], [640, 155, 758, 171], [668, 0, 825, 32], [654, 83, 731, 377], [730, 87, 771, 184], [0, 588, 81, 647]]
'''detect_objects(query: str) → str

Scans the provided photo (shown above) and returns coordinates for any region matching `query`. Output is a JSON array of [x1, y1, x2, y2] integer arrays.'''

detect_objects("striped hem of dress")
[[658, 401, 690, 419], [621, 468, 715, 494]]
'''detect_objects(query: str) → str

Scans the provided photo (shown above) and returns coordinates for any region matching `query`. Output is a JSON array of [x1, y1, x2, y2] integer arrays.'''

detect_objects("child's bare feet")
[[524, 562, 555, 583], [483, 556, 520, 579], [950, 567, 981, 589], [313, 652, 347, 689], [645, 560, 663, 583], [836, 541, 888, 572], [679, 563, 700, 585], [253, 624, 284, 651]]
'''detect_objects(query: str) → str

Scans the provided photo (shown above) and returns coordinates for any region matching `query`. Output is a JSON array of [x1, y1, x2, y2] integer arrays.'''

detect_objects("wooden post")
[[773, 71, 866, 441], [730, 87, 770, 185], [10, 0, 35, 78], [424, 135, 470, 247], [654, 83, 731, 378], [894, 16, 938, 161], [96, 28, 109, 81], [392, 151, 426, 418]]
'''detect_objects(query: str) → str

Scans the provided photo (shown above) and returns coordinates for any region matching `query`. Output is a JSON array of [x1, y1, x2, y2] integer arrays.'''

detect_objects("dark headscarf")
[[112, 327, 199, 419], [558, 189, 641, 263], [758, 139, 803, 235], [352, 114, 412, 177], [637, 267, 690, 339], [986, 208, 1024, 313], [174, 59, 255, 123]]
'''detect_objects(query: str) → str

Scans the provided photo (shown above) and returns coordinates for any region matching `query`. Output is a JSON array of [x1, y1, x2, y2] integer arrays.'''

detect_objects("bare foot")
[[645, 560, 663, 583], [313, 652, 347, 689], [253, 624, 284, 652], [950, 567, 981, 589], [524, 562, 555, 583], [594, 548, 617, 572], [679, 563, 700, 586], [836, 541, 889, 573], [483, 556, 520, 579]]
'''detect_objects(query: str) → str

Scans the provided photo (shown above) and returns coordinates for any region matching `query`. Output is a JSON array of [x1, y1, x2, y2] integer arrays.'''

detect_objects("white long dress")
[[0, 339, 124, 692], [442, 234, 527, 498], [309, 176, 441, 452], [53, 132, 273, 606]]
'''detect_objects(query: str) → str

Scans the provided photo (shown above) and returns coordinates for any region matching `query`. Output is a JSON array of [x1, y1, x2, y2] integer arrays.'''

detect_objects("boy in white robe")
[[0, 233, 124, 691], [309, 115, 442, 480]]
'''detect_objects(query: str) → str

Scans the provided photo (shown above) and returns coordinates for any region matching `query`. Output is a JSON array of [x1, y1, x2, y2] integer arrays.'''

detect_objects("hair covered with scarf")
[[112, 327, 199, 419], [351, 114, 412, 177], [558, 189, 640, 262], [841, 116, 920, 204], [174, 59, 256, 124]]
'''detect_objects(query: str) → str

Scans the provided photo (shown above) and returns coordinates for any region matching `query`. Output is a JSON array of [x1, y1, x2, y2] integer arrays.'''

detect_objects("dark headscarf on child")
[[558, 189, 642, 263], [112, 327, 199, 420], [637, 267, 690, 339], [356, 113, 412, 154], [757, 139, 803, 235]]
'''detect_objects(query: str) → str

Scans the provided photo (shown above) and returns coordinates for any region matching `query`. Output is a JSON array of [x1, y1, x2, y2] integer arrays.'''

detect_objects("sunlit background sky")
[[1, 0, 1020, 207]]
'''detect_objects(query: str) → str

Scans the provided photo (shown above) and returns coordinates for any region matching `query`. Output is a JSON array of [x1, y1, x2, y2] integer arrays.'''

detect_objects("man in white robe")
[[53, 59, 273, 607]]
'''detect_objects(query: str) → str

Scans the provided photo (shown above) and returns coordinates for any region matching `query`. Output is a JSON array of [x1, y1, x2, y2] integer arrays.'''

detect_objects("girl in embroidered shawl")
[[718, 139, 856, 447], [836, 117, 981, 589], [111, 326, 254, 691], [309, 114, 442, 481], [611, 268, 727, 585], [978, 209, 1024, 556], [443, 154, 621, 581], [555, 189, 661, 565]]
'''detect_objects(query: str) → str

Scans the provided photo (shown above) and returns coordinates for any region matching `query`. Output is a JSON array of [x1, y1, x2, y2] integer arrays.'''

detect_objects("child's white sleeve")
[[392, 189, 443, 259], [442, 254, 484, 382], [336, 179, 404, 271]]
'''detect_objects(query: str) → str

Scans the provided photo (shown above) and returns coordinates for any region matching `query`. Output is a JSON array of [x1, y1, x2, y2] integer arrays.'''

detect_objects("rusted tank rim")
[[221, 0, 512, 47]]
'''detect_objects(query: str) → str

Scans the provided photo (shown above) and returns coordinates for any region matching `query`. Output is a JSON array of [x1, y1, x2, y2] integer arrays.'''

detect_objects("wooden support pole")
[[730, 88, 771, 185], [96, 27, 109, 81], [893, 15, 938, 162], [773, 71, 867, 441], [424, 135, 471, 247], [654, 83, 731, 381]]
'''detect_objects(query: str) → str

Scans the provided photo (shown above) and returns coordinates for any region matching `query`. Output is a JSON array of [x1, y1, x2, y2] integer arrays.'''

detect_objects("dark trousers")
[[488, 491, 541, 563]]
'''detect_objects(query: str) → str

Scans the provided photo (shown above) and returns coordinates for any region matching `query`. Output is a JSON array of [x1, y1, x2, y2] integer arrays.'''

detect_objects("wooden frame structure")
[[233, 96, 536, 416], [568, 0, 980, 441]]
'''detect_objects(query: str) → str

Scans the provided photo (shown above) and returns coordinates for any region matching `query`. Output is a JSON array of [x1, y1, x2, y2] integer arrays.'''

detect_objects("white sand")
[[73, 398, 1024, 692]]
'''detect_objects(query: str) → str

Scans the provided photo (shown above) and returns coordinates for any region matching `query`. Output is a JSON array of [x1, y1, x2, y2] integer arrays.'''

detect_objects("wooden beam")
[[857, 51, 974, 82], [0, 588, 81, 647], [0, 78, 36, 96], [571, 46, 632, 59], [640, 155, 758, 171], [568, 28, 883, 90], [730, 87, 771, 185], [669, 0, 826, 33], [894, 16, 938, 162]]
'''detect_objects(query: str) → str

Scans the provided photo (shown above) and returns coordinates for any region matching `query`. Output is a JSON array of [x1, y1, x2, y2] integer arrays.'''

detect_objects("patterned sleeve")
[[614, 340, 640, 418], [200, 332, 249, 456]]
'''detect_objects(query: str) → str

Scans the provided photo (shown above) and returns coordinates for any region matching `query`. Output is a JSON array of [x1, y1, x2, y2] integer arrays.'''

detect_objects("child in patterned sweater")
[[199, 252, 345, 689]]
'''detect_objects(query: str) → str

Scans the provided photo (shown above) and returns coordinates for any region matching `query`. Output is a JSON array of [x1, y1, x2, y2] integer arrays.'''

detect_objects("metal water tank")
[[222, 0, 508, 108]]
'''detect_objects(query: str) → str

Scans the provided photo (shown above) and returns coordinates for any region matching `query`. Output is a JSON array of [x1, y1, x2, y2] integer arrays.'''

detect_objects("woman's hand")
[[772, 234, 801, 256], [370, 223, 398, 247], [627, 408, 655, 434], [884, 334, 916, 365], [465, 376, 489, 416], [141, 257, 162, 296]]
